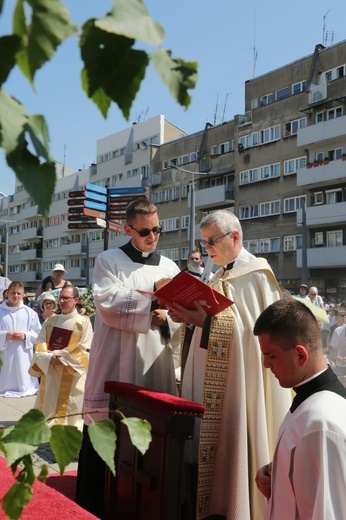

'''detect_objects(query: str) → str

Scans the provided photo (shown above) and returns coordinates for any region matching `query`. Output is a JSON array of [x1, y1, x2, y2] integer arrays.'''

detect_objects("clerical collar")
[[120, 241, 161, 266], [223, 261, 235, 273], [290, 365, 346, 413], [130, 241, 151, 257]]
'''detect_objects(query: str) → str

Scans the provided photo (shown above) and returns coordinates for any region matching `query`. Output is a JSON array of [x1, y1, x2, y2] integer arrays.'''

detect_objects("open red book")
[[137, 271, 233, 317]]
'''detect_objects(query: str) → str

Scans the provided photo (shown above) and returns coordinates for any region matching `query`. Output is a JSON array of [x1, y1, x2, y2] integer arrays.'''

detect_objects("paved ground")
[[0, 395, 78, 475]]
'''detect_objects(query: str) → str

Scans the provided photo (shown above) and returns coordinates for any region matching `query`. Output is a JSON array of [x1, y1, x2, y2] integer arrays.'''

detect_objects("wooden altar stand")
[[103, 381, 205, 520]]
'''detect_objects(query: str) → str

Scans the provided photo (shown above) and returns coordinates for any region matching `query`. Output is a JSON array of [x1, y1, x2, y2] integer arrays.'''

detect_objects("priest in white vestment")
[[167, 210, 292, 520], [0, 281, 41, 397]]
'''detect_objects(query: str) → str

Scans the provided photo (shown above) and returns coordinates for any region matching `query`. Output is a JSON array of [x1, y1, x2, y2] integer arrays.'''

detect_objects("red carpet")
[[0, 458, 99, 519]]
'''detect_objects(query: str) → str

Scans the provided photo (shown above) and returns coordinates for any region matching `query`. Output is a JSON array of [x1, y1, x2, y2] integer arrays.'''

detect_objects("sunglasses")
[[200, 231, 232, 248], [128, 224, 162, 237]]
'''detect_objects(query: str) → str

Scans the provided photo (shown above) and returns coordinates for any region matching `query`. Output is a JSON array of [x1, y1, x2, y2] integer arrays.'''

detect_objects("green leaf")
[[14, 0, 78, 84], [3, 409, 51, 446], [15, 455, 35, 486], [0, 89, 56, 220], [2, 482, 33, 520], [151, 49, 198, 109], [2, 442, 36, 467], [96, 0, 165, 46], [80, 20, 149, 119], [0, 35, 21, 87], [88, 419, 116, 476], [122, 417, 151, 456], [0, 0, 4, 14], [49, 425, 82, 475], [37, 464, 49, 483]]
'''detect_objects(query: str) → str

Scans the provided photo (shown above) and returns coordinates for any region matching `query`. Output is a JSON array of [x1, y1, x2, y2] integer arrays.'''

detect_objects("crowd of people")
[[0, 199, 346, 520]]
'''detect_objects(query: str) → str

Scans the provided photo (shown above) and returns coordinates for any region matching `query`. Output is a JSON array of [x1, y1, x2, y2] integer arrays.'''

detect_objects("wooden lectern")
[[103, 381, 205, 520]]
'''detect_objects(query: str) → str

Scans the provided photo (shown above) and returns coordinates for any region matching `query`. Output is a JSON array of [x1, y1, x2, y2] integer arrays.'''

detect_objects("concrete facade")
[[1, 42, 346, 299]]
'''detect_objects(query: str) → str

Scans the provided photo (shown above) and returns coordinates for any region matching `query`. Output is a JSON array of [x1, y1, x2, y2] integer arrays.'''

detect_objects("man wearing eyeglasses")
[[167, 209, 292, 520], [29, 285, 93, 430], [76, 198, 182, 517]]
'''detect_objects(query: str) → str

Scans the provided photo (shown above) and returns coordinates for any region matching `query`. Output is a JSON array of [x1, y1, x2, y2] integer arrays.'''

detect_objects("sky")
[[1, 0, 346, 196]]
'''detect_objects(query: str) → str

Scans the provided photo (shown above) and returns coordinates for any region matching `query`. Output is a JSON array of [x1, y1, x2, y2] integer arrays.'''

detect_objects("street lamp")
[[171, 165, 209, 252]]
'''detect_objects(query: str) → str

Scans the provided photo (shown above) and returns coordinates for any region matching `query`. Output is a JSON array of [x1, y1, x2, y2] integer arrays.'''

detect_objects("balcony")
[[63, 242, 84, 255], [297, 158, 346, 186], [17, 270, 42, 283], [191, 185, 234, 210], [20, 249, 43, 261], [21, 227, 43, 240], [21, 205, 41, 219], [296, 246, 346, 268], [302, 201, 346, 227], [297, 115, 346, 147]]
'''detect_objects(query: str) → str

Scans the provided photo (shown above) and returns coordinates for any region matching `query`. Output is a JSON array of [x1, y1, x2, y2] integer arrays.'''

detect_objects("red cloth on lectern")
[[104, 381, 205, 418]]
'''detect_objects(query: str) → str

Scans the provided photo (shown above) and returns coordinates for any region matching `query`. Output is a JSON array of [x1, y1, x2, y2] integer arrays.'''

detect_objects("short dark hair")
[[61, 285, 79, 299], [254, 298, 322, 353], [126, 199, 157, 224]]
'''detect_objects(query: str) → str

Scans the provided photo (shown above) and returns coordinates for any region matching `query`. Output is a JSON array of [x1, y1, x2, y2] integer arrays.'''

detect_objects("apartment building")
[[151, 40, 346, 299], [0, 115, 186, 292], [1, 42, 345, 299]]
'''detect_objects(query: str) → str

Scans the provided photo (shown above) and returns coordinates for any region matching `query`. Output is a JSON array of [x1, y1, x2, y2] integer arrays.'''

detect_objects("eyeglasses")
[[310, 293, 317, 296], [128, 224, 162, 237], [200, 231, 232, 248], [59, 296, 74, 301]]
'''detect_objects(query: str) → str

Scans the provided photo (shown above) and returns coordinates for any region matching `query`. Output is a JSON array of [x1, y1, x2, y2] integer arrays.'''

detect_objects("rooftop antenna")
[[213, 94, 219, 126], [323, 10, 330, 46], [221, 93, 231, 123], [253, 0, 258, 78], [62, 144, 66, 177]]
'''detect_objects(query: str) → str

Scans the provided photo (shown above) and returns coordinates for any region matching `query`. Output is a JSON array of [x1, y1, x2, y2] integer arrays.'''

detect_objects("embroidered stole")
[[197, 279, 235, 518]]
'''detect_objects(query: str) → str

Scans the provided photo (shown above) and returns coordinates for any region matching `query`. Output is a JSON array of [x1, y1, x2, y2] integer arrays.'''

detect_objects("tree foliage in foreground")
[[0, 0, 198, 219], [0, 408, 152, 520]]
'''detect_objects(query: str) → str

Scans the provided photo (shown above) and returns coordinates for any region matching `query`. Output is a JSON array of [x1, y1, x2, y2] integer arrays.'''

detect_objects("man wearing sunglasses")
[[167, 209, 292, 520], [77, 198, 182, 517]]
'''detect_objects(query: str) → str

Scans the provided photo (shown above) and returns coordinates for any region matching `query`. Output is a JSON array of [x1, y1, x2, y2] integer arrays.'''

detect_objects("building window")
[[152, 187, 179, 204], [259, 238, 280, 253], [158, 248, 179, 261], [239, 205, 259, 220], [325, 189, 342, 204], [260, 200, 280, 217], [326, 230, 343, 247], [327, 106, 343, 119], [190, 151, 198, 162], [314, 232, 324, 246], [260, 93, 274, 106], [313, 192, 323, 205], [219, 142, 230, 154], [325, 70, 333, 82], [284, 117, 306, 137], [179, 155, 188, 165], [260, 163, 280, 180], [284, 196, 306, 213], [251, 98, 259, 109], [161, 218, 179, 232], [240, 169, 259, 185], [181, 215, 190, 229], [284, 235, 302, 252], [276, 86, 290, 101], [169, 158, 177, 166], [243, 239, 259, 254], [284, 156, 306, 175], [260, 125, 280, 144], [239, 132, 259, 149], [292, 81, 306, 95]]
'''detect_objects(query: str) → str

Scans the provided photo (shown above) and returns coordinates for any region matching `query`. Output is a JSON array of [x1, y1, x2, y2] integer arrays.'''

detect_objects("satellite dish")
[[238, 143, 244, 153], [139, 141, 147, 150]]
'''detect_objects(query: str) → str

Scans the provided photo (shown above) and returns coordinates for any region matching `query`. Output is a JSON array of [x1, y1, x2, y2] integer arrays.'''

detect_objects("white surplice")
[[83, 245, 182, 423], [0, 300, 41, 397]]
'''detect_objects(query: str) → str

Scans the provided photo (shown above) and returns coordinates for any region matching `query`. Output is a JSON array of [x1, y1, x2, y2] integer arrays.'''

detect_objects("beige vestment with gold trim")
[[182, 248, 292, 520], [29, 310, 92, 431]]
